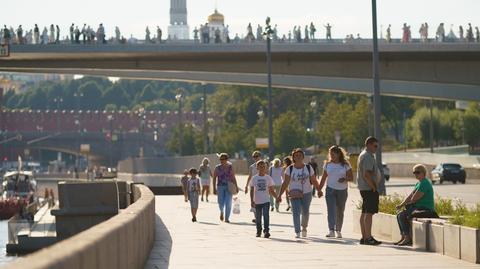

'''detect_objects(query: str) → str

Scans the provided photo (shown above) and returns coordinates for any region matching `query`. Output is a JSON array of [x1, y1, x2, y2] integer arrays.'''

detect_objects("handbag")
[[288, 165, 307, 199], [228, 181, 238, 195]]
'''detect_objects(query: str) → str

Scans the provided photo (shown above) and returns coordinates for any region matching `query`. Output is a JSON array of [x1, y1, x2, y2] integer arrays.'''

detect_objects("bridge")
[[0, 109, 211, 164], [0, 42, 480, 101]]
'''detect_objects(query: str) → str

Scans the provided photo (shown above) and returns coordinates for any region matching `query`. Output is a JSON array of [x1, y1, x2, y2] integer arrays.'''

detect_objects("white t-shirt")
[[269, 166, 283, 186], [285, 164, 314, 194], [249, 175, 274, 205], [324, 162, 352, 190]]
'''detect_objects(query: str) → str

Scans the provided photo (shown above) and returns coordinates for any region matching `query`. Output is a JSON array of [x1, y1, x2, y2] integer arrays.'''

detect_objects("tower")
[[168, 0, 189, 39]]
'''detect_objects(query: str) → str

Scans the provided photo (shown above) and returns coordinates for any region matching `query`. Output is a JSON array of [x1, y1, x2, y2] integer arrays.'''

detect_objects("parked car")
[[382, 163, 390, 181], [431, 163, 466, 184]]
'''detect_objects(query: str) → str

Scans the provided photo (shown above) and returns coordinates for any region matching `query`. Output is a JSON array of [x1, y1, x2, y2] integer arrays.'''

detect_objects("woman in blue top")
[[395, 164, 438, 246], [213, 153, 238, 223]]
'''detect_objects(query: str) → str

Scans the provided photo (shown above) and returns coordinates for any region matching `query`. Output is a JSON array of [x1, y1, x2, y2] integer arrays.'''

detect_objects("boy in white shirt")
[[249, 160, 279, 238]]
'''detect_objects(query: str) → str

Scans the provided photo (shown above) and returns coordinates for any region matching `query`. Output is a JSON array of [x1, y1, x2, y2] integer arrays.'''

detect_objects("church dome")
[[208, 9, 224, 24]]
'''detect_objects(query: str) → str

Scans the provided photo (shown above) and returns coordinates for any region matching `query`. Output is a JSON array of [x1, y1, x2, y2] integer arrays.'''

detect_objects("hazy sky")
[[2, 0, 480, 39]]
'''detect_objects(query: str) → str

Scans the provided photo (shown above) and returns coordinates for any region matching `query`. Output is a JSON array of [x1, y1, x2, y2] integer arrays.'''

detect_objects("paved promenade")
[[145, 176, 480, 269]]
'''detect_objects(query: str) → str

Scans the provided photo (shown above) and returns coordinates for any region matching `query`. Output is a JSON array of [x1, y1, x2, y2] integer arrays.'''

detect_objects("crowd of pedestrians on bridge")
[[180, 136, 439, 246], [2, 22, 480, 45]]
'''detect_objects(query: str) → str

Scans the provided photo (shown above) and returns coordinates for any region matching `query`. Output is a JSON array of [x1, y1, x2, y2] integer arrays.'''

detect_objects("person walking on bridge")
[[213, 153, 238, 223]]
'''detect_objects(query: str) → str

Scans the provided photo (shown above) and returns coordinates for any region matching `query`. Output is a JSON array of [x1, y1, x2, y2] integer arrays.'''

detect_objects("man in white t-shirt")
[[249, 160, 278, 238]]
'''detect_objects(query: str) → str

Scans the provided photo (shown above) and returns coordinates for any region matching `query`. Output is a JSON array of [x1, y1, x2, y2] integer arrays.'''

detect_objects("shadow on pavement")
[[306, 237, 358, 245], [269, 237, 308, 244], [197, 221, 220, 226], [145, 215, 172, 269]]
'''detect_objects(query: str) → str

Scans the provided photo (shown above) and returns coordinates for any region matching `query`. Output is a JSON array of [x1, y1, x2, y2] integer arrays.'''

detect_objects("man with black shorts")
[[357, 136, 382, 245]]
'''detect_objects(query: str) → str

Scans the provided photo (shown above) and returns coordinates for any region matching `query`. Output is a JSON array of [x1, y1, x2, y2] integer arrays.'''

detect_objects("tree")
[[166, 123, 203, 156], [27, 89, 48, 109], [136, 83, 157, 103], [102, 84, 130, 108], [273, 111, 307, 155], [78, 81, 102, 110]]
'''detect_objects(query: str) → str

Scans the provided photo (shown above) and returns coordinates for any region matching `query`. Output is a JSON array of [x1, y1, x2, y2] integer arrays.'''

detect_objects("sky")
[[2, 0, 480, 39]]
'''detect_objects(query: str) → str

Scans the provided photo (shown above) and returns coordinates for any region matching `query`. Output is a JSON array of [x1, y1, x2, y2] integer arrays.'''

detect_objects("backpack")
[[288, 164, 312, 184]]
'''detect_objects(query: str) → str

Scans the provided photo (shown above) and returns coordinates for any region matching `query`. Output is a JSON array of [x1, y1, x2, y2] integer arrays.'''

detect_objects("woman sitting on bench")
[[395, 164, 438, 246]]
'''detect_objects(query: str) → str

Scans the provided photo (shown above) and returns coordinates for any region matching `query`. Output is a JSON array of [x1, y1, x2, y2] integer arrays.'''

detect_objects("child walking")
[[187, 168, 201, 222], [181, 169, 189, 202], [249, 160, 279, 238]]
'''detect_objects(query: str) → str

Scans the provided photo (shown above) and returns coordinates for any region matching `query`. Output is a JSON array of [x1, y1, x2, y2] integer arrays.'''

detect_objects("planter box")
[[444, 223, 461, 259], [428, 223, 444, 254], [353, 210, 402, 243], [460, 226, 480, 264], [412, 220, 429, 251]]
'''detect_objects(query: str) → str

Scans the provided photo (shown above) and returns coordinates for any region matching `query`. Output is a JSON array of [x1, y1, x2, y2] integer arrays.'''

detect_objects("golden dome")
[[208, 9, 224, 24]]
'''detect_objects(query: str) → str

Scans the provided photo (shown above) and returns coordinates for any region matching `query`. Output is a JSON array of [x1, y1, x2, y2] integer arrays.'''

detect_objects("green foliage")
[[378, 194, 405, 215], [451, 203, 480, 229], [166, 123, 203, 156], [273, 111, 307, 155]]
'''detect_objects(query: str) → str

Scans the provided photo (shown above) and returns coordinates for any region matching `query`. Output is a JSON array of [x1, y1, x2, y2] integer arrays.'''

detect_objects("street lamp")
[[371, 0, 385, 195], [53, 97, 63, 133], [310, 100, 318, 153], [175, 90, 184, 156], [107, 115, 114, 167], [264, 17, 275, 160], [201, 83, 208, 154], [137, 108, 146, 157]]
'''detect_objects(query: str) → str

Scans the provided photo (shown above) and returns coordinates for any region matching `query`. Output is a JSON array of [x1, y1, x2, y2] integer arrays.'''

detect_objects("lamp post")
[[202, 83, 208, 154], [138, 108, 146, 157], [175, 90, 184, 156], [107, 114, 114, 167], [264, 17, 275, 160], [429, 98, 434, 153], [371, 0, 385, 195], [53, 97, 63, 133], [310, 99, 317, 153], [74, 119, 80, 174]]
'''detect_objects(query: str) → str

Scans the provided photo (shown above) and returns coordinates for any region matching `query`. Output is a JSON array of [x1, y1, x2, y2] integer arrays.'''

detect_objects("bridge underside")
[[1, 43, 480, 101], [2, 68, 479, 101]]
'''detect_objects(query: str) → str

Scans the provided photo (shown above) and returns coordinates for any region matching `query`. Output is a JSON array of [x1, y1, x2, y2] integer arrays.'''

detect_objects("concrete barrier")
[[2, 184, 155, 269]]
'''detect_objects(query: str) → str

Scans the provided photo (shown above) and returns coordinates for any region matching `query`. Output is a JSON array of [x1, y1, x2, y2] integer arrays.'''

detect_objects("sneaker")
[[276, 208, 279, 213], [364, 237, 382, 245], [201, 197, 204, 202], [192, 217, 197, 222], [295, 233, 301, 238], [206, 198, 209, 202], [225, 219, 230, 223], [286, 206, 291, 211], [336, 231, 342, 238], [256, 232, 261, 238], [326, 231, 335, 238], [271, 207, 274, 212], [301, 229, 307, 237], [264, 232, 271, 238], [359, 238, 365, 245], [220, 213, 224, 221], [252, 219, 256, 223]]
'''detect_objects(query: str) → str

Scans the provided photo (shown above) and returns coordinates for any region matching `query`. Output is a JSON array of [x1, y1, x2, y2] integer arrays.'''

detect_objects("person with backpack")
[[213, 153, 238, 223], [319, 145, 353, 239], [268, 158, 283, 212], [278, 148, 322, 238]]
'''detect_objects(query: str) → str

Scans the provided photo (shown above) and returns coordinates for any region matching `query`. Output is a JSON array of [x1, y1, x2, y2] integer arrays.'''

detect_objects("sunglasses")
[[220, 158, 227, 161], [413, 171, 421, 175]]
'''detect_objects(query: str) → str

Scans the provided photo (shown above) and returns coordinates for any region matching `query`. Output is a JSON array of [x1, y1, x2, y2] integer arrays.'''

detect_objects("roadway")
[[145, 175, 480, 269]]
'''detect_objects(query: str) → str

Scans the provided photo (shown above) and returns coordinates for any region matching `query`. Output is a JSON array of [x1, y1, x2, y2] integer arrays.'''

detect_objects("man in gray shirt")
[[357, 136, 382, 245]]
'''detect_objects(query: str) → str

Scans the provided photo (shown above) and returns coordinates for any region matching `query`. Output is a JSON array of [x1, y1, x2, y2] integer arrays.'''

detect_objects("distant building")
[[168, 0, 190, 40], [207, 9, 227, 42]]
